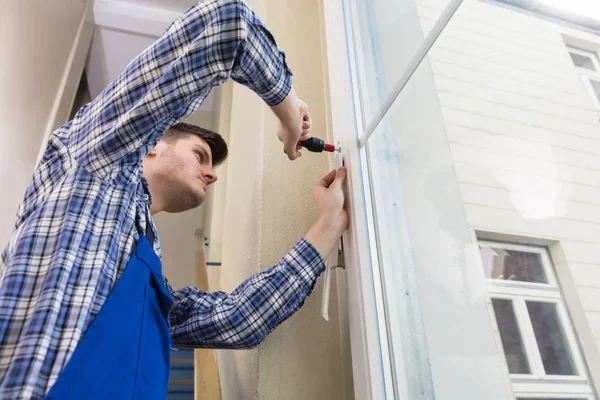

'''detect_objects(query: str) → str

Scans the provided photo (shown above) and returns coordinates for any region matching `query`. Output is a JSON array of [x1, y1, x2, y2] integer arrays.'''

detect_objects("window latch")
[[321, 143, 346, 321], [321, 237, 345, 321], [334, 240, 345, 269]]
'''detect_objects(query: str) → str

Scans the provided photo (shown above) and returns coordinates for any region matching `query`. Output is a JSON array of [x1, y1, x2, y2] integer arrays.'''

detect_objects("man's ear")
[[146, 140, 170, 159], [147, 141, 166, 157]]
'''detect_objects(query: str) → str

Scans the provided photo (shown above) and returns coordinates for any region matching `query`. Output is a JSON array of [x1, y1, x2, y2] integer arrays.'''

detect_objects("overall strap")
[[145, 221, 155, 245]]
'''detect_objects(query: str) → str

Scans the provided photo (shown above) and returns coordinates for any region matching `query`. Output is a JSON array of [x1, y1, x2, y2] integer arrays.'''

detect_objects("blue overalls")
[[44, 229, 174, 399]]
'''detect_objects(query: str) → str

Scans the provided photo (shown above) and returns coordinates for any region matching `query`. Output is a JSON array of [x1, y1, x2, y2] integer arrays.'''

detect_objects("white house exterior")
[[421, 1, 600, 398]]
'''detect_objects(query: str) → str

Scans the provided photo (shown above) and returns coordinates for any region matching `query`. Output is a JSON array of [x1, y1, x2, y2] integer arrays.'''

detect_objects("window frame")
[[320, 0, 513, 398], [320, 1, 600, 399], [479, 240, 594, 398], [565, 46, 600, 123], [319, 0, 392, 398], [580, 75, 600, 110], [319, 0, 593, 400], [567, 47, 600, 72], [482, 241, 559, 288], [515, 395, 593, 400], [321, 0, 460, 396]]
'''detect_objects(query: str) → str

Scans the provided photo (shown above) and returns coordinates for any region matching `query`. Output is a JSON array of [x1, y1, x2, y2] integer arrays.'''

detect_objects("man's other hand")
[[305, 167, 349, 259]]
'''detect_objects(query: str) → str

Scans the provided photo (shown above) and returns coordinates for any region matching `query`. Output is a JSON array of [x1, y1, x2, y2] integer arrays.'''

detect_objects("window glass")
[[588, 78, 600, 103], [526, 302, 577, 376], [343, 0, 450, 397], [569, 52, 596, 71], [480, 242, 590, 396], [492, 298, 531, 374], [479, 246, 547, 284], [337, 0, 597, 396], [349, 0, 432, 123]]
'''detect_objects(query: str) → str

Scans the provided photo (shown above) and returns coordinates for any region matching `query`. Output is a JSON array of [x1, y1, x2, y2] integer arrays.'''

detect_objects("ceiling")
[[86, 0, 215, 111]]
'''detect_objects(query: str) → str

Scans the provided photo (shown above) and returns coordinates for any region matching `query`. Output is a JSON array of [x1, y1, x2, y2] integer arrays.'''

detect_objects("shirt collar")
[[140, 176, 153, 206]]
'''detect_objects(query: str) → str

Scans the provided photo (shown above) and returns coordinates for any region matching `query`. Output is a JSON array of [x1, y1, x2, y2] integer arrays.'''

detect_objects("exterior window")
[[566, 47, 600, 115], [492, 298, 531, 374], [478, 241, 593, 399], [323, 0, 600, 397], [568, 49, 600, 71], [585, 77, 600, 105]]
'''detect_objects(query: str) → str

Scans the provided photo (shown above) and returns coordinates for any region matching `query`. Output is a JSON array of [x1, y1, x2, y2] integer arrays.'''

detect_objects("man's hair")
[[163, 122, 228, 166]]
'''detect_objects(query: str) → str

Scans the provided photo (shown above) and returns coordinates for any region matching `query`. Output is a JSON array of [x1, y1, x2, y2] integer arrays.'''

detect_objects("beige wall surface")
[[0, 0, 90, 249], [212, 0, 348, 398]]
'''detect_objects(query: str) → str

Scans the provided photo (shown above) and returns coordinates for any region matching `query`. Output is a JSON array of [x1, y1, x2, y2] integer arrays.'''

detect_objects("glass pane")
[[492, 299, 531, 374], [350, 0, 431, 123], [589, 79, 600, 103], [569, 52, 597, 71], [347, 0, 463, 397], [478, 246, 548, 283], [361, 119, 433, 398], [347, 0, 521, 393], [526, 302, 576, 375]]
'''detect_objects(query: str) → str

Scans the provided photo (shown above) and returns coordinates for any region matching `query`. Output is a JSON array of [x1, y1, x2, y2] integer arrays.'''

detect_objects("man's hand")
[[305, 167, 349, 260], [271, 87, 312, 160]]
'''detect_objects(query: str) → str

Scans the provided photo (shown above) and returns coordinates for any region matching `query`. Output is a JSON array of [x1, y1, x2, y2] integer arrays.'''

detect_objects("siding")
[[416, 0, 600, 360]]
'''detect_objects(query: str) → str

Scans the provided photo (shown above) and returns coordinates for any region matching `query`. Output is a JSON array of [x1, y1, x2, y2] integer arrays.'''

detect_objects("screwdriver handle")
[[299, 137, 325, 152], [284, 137, 336, 154]]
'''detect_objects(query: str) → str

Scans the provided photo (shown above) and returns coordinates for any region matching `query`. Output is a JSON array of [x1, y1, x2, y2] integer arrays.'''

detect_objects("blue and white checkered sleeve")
[[168, 238, 325, 349], [59, 0, 293, 180], [229, 6, 293, 106]]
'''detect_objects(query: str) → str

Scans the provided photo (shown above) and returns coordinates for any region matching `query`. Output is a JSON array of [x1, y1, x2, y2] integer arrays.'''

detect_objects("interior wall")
[[215, 0, 347, 399], [0, 1, 91, 250], [256, 0, 346, 397]]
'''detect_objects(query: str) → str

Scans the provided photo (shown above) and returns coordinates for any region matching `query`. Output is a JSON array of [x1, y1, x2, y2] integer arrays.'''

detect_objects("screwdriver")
[[286, 137, 340, 153]]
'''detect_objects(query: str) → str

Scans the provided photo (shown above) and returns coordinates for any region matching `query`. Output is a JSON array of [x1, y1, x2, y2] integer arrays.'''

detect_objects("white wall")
[[416, 0, 600, 385], [0, 1, 92, 250]]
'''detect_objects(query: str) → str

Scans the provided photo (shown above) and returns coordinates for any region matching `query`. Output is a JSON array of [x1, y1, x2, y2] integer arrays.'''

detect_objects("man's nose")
[[202, 170, 218, 184]]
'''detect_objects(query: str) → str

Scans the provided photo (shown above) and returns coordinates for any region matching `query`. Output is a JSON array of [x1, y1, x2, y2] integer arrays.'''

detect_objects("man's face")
[[155, 135, 218, 213]]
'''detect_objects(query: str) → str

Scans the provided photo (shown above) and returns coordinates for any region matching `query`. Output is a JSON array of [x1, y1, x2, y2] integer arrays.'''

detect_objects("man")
[[0, 0, 348, 399]]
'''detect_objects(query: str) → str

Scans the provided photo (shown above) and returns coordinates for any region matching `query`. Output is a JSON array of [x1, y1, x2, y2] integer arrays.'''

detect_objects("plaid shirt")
[[0, 1, 325, 398]]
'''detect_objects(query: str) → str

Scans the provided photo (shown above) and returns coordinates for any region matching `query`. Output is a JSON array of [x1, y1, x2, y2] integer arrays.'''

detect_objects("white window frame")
[[321, 0, 518, 397], [322, 0, 450, 396], [567, 47, 600, 72], [516, 395, 593, 400], [566, 46, 600, 120], [580, 75, 600, 110], [479, 240, 594, 399], [320, 0, 392, 398]]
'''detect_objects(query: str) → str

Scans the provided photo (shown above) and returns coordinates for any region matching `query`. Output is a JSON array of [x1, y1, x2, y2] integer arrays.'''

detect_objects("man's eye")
[[196, 152, 202, 162]]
